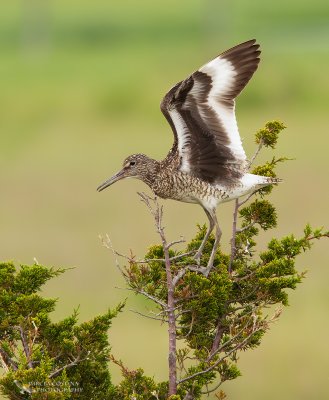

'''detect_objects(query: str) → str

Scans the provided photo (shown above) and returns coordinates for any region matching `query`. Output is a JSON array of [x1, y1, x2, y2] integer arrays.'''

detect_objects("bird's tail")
[[263, 176, 283, 185], [242, 173, 282, 188]]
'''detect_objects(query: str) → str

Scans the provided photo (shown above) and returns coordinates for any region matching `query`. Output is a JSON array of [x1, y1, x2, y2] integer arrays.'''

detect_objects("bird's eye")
[[129, 161, 136, 166]]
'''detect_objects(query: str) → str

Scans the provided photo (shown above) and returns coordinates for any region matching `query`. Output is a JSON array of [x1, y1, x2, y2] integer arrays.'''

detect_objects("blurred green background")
[[1, 1, 328, 399]]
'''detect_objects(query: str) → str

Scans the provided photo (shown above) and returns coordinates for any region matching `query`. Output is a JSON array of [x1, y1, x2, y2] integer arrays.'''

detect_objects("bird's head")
[[97, 153, 157, 192]]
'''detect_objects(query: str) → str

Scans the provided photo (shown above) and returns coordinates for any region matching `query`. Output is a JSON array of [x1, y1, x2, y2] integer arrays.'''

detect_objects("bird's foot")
[[193, 251, 215, 277], [198, 261, 213, 278], [193, 251, 202, 266]]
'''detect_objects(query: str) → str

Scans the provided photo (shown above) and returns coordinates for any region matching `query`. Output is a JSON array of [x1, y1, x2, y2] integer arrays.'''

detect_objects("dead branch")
[[49, 351, 90, 379]]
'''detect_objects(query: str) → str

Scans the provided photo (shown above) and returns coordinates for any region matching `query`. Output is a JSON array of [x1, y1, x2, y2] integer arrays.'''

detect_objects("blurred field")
[[1, 1, 329, 399]]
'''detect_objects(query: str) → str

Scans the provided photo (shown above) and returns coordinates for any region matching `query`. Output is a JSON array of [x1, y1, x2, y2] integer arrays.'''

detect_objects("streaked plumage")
[[97, 39, 279, 276]]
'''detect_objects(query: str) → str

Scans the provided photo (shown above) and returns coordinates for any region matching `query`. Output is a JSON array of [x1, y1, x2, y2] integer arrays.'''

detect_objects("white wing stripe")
[[211, 103, 245, 161], [200, 57, 235, 96], [200, 57, 247, 162], [168, 108, 190, 172]]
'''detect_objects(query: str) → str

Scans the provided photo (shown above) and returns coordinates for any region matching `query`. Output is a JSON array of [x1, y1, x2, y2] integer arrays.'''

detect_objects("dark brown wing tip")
[[217, 39, 261, 98], [220, 39, 261, 63], [222, 39, 260, 52]]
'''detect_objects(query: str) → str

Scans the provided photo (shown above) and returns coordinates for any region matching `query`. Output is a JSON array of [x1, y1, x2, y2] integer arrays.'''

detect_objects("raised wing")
[[161, 39, 260, 184]]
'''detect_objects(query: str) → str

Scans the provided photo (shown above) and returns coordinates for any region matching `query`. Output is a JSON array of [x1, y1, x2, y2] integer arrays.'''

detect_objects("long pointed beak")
[[97, 169, 126, 192]]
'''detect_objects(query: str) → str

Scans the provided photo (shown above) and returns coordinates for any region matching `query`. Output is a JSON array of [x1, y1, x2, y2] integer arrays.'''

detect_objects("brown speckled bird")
[[97, 39, 280, 276]]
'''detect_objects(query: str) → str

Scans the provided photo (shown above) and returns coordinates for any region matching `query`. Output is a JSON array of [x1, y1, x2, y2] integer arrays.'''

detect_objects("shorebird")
[[97, 39, 279, 276]]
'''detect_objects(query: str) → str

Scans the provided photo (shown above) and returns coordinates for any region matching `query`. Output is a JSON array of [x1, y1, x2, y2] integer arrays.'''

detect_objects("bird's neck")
[[142, 158, 161, 187], [141, 152, 179, 191]]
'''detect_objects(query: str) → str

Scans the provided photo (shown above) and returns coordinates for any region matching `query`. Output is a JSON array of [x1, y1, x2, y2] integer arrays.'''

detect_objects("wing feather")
[[160, 39, 260, 184]]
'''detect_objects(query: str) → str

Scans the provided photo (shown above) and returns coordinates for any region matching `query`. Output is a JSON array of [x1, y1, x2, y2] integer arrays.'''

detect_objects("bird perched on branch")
[[97, 39, 280, 276]]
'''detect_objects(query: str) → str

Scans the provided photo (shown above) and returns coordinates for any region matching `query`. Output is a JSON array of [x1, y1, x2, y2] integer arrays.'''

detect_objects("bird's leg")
[[193, 208, 215, 265], [202, 212, 222, 277]]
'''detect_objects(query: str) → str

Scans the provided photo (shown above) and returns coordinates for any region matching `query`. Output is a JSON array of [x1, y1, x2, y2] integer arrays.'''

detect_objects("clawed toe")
[[191, 253, 214, 277], [200, 262, 213, 278], [193, 251, 202, 265]]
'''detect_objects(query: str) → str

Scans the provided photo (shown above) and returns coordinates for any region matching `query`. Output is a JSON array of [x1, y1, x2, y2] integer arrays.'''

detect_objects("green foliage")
[[255, 121, 286, 148], [116, 368, 158, 399], [0, 262, 123, 400], [122, 222, 327, 399], [239, 199, 277, 230]]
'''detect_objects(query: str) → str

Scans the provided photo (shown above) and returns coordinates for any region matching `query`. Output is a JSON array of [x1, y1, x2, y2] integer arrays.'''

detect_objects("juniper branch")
[[138, 193, 178, 395], [0, 347, 17, 371]]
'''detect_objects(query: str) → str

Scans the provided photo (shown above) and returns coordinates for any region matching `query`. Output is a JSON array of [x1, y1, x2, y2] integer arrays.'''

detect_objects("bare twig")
[[170, 251, 195, 261], [116, 287, 167, 308], [130, 309, 168, 323], [133, 258, 165, 263], [100, 234, 125, 274], [166, 237, 186, 249], [49, 351, 90, 379], [134, 251, 194, 264], [238, 192, 255, 208], [247, 138, 263, 169]]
